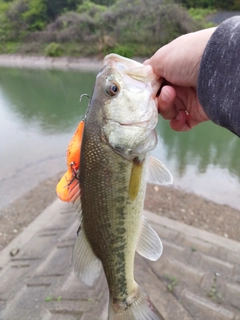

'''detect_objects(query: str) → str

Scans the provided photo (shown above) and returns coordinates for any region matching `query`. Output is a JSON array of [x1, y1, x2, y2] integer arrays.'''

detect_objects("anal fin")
[[73, 228, 102, 286]]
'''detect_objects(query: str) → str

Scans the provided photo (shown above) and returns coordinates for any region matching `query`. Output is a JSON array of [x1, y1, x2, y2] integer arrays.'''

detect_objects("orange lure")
[[56, 120, 84, 202]]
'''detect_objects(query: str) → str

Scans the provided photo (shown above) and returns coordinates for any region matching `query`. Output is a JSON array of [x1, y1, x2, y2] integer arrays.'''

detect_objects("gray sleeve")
[[197, 16, 240, 136]]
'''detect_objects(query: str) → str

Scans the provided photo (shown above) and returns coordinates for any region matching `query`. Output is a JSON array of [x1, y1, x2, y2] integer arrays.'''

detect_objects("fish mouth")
[[115, 118, 157, 130], [105, 116, 158, 145]]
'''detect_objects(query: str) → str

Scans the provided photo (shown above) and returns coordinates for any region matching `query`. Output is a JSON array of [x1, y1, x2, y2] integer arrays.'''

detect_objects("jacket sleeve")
[[197, 16, 240, 137]]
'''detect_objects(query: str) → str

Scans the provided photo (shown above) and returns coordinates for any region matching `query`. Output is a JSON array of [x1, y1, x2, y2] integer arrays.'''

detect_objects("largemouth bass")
[[56, 54, 173, 320]]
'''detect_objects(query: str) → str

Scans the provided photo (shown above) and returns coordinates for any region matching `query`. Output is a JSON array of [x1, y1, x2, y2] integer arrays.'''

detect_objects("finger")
[[143, 47, 166, 77], [170, 110, 190, 131], [158, 86, 177, 119]]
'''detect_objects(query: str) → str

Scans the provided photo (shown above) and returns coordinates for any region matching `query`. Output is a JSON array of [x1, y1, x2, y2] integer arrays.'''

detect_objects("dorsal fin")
[[56, 120, 84, 202]]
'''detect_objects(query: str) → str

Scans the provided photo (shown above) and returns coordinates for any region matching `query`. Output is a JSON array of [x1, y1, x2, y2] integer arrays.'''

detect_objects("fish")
[[56, 53, 173, 320]]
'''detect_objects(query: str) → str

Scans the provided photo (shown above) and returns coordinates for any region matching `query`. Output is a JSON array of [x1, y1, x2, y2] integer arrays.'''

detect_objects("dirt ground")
[[0, 172, 240, 251]]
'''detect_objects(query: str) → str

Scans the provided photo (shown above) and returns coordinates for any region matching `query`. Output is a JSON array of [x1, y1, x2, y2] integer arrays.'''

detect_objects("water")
[[0, 67, 239, 210]]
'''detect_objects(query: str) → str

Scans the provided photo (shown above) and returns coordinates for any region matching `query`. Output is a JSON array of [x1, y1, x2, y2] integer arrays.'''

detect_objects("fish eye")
[[106, 83, 119, 97]]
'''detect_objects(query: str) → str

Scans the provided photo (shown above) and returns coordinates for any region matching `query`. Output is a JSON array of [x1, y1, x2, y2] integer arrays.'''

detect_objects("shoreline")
[[0, 54, 145, 71], [0, 54, 104, 71]]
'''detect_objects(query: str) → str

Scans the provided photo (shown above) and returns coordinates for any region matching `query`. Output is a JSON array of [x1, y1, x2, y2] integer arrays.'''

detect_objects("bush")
[[44, 42, 63, 56], [0, 0, 213, 57], [77, 0, 106, 16], [188, 7, 216, 21], [110, 45, 134, 58]]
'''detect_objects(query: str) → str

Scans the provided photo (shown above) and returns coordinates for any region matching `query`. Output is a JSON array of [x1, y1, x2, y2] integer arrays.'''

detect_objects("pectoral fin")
[[128, 161, 143, 201], [136, 216, 163, 261], [73, 228, 102, 286], [148, 156, 173, 185]]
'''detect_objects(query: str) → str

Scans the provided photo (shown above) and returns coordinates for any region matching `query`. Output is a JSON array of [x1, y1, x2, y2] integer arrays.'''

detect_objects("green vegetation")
[[191, 245, 197, 252], [207, 283, 224, 303], [165, 274, 178, 292], [179, 0, 240, 10], [188, 7, 216, 28], [44, 42, 63, 57], [45, 295, 52, 302], [45, 295, 62, 302], [0, 0, 238, 57]]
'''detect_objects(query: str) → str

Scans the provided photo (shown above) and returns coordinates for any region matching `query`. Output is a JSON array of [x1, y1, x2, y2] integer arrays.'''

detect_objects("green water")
[[0, 67, 239, 210]]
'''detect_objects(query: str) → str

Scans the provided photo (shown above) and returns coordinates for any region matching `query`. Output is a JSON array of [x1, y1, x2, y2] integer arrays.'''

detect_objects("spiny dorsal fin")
[[136, 216, 163, 261], [56, 120, 84, 202], [148, 156, 173, 185]]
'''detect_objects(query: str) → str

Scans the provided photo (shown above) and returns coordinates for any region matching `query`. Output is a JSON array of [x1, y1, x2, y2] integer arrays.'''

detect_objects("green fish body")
[[68, 54, 173, 319]]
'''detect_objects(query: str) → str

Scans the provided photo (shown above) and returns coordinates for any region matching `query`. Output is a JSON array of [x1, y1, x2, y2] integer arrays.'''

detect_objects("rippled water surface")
[[0, 67, 239, 210]]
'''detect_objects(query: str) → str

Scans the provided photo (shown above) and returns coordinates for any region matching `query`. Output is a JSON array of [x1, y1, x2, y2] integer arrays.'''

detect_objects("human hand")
[[145, 28, 216, 131]]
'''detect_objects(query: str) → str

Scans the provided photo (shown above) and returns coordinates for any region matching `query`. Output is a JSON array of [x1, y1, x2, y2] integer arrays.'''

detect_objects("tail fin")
[[108, 285, 161, 320]]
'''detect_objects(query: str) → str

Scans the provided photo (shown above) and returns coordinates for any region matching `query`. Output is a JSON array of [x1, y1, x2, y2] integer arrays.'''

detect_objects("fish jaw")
[[102, 120, 158, 162]]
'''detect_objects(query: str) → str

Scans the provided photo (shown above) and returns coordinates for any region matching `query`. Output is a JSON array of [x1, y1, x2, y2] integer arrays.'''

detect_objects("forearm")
[[197, 16, 240, 136]]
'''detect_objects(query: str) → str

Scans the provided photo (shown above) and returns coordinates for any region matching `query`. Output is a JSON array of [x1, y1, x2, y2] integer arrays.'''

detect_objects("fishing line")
[[57, 72, 70, 102]]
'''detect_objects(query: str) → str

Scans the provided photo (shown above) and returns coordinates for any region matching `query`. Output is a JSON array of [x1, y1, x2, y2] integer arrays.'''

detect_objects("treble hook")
[[79, 94, 91, 103]]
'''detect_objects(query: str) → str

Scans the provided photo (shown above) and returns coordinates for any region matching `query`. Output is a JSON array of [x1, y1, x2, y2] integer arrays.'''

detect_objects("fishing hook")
[[79, 94, 91, 103]]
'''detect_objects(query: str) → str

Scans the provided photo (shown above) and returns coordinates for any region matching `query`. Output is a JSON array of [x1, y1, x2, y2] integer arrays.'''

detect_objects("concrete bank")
[[0, 199, 239, 320], [0, 54, 103, 71]]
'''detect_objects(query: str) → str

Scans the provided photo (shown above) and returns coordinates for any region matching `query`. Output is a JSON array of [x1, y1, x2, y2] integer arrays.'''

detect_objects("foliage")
[[178, 0, 215, 8], [0, 41, 20, 53], [44, 42, 63, 56], [77, 0, 106, 15], [90, 0, 116, 5], [179, 0, 240, 9], [0, 0, 10, 14], [188, 7, 215, 20], [96, 0, 201, 51], [22, 0, 47, 31], [0, 0, 220, 56], [188, 7, 216, 28], [109, 45, 134, 58]]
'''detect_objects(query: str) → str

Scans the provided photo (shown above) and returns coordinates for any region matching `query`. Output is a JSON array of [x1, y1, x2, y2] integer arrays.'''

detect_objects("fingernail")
[[161, 89, 170, 102]]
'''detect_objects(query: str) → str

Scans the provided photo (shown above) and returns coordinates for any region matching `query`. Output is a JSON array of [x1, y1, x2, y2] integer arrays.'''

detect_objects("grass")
[[207, 283, 223, 303], [45, 295, 62, 302], [188, 7, 217, 28], [191, 246, 197, 252], [165, 274, 178, 292], [0, 41, 21, 54]]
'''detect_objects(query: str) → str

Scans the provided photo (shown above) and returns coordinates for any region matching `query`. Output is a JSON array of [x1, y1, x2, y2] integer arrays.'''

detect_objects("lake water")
[[0, 67, 240, 210]]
